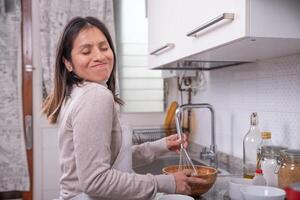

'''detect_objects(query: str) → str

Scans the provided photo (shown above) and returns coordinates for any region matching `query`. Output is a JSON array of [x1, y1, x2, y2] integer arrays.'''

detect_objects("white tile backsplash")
[[167, 53, 300, 158]]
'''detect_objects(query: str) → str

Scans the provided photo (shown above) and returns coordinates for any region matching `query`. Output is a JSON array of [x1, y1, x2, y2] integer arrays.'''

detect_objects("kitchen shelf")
[[151, 60, 252, 71], [132, 127, 177, 144]]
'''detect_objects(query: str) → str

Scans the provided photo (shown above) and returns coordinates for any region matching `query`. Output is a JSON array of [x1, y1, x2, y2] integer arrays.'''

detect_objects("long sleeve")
[[60, 83, 175, 200], [132, 138, 170, 168]]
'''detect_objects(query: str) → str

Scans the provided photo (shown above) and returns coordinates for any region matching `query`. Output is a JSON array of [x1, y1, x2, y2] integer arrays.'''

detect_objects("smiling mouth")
[[91, 63, 108, 68]]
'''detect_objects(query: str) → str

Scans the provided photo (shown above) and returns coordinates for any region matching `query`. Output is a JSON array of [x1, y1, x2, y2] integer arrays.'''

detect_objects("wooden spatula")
[[164, 101, 178, 136]]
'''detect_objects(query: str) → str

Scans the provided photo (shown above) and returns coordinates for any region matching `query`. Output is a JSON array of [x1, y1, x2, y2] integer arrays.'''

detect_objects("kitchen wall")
[[166, 53, 300, 158]]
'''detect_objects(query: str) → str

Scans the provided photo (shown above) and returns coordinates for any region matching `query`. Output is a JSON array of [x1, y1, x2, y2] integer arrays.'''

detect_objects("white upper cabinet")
[[147, 0, 181, 68], [148, 0, 300, 68], [178, 0, 245, 61]]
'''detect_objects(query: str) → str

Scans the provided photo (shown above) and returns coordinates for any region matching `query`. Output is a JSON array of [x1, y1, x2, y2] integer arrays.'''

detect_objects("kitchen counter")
[[199, 175, 241, 200], [189, 143, 244, 199]]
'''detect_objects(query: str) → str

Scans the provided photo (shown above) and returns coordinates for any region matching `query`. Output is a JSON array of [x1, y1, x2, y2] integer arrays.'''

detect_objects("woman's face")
[[65, 26, 114, 84]]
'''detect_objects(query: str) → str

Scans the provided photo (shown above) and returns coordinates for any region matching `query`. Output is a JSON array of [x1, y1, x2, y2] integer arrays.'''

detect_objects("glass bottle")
[[243, 112, 261, 179], [257, 131, 273, 168]]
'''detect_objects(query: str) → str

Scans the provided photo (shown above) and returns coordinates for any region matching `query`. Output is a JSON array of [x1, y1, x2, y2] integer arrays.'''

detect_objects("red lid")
[[255, 169, 263, 174]]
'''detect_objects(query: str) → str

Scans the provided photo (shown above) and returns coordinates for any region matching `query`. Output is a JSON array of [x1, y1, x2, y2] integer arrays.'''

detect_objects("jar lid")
[[281, 149, 300, 162], [261, 145, 287, 157]]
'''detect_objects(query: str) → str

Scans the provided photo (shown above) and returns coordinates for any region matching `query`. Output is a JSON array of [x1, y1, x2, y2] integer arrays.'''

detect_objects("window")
[[115, 0, 164, 112]]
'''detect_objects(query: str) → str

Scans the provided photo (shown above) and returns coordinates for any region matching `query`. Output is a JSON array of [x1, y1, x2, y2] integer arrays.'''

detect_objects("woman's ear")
[[63, 57, 73, 72]]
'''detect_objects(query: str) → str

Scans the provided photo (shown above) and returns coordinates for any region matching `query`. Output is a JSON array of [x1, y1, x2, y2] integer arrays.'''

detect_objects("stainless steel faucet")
[[175, 103, 218, 169]]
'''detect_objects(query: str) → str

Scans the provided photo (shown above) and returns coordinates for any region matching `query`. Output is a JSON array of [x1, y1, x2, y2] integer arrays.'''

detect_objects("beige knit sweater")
[[58, 82, 175, 200]]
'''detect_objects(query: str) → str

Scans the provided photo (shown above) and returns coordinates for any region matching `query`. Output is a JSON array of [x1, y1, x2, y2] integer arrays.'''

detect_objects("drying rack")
[[132, 127, 177, 144]]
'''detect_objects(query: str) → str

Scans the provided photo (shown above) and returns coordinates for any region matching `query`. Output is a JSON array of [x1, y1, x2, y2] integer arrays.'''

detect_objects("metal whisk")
[[175, 106, 198, 176]]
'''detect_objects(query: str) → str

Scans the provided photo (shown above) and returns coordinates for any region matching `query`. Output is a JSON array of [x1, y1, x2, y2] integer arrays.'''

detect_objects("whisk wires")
[[176, 108, 198, 176]]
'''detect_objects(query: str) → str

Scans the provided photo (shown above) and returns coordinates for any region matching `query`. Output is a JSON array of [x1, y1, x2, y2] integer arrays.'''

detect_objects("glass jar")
[[277, 149, 300, 189], [260, 145, 287, 187], [257, 132, 274, 169]]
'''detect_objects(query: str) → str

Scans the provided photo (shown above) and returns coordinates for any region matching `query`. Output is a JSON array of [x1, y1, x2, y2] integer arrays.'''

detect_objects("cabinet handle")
[[25, 115, 33, 150], [25, 64, 36, 72], [150, 43, 175, 55], [186, 13, 234, 37]]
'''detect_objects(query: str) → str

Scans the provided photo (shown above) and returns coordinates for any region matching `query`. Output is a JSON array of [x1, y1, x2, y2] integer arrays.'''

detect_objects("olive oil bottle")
[[243, 112, 262, 179]]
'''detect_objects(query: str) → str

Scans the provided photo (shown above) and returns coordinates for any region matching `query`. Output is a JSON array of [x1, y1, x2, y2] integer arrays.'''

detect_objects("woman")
[[43, 16, 205, 200]]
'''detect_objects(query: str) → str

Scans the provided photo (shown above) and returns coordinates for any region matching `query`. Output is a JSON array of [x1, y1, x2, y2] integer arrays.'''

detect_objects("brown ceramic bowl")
[[162, 165, 217, 197]]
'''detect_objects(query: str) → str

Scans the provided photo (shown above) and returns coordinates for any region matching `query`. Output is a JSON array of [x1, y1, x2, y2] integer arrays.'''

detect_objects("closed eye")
[[80, 45, 92, 55], [82, 50, 91, 55], [100, 47, 109, 51], [99, 41, 110, 51]]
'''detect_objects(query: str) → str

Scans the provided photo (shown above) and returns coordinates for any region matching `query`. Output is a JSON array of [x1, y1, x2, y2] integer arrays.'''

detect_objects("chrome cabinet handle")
[[25, 64, 36, 72], [149, 43, 175, 55], [186, 13, 234, 37], [25, 115, 33, 150]]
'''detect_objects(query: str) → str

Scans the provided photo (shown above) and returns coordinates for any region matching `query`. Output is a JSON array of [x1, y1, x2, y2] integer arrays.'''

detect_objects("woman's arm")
[[132, 138, 169, 168], [132, 134, 188, 168]]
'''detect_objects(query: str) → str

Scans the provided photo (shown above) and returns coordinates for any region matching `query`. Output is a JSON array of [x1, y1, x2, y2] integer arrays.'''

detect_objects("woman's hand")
[[166, 133, 188, 152], [172, 170, 207, 195]]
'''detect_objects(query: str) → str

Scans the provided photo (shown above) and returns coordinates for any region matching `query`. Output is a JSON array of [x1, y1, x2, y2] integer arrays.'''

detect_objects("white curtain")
[[0, 0, 30, 191], [39, 0, 116, 96]]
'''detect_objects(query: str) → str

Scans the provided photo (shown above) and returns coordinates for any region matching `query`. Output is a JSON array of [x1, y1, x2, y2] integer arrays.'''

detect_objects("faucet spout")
[[175, 103, 218, 169]]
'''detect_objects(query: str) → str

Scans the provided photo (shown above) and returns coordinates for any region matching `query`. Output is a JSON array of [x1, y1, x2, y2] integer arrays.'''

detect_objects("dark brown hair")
[[42, 16, 123, 124]]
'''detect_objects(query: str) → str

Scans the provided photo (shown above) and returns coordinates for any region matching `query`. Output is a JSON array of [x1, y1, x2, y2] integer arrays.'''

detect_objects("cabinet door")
[[148, 0, 180, 67], [177, 0, 247, 61]]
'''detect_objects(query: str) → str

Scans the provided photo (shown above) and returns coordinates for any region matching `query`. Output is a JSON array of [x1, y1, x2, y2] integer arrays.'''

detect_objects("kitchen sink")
[[133, 155, 207, 175]]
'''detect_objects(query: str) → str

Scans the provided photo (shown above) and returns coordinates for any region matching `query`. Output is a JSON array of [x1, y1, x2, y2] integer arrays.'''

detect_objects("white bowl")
[[157, 194, 194, 200], [240, 185, 286, 200], [229, 178, 253, 200]]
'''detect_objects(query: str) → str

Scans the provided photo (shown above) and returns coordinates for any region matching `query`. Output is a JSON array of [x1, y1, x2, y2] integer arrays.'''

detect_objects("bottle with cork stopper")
[[243, 112, 262, 179]]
